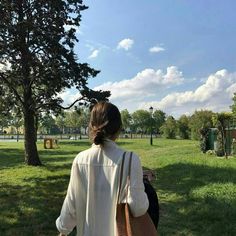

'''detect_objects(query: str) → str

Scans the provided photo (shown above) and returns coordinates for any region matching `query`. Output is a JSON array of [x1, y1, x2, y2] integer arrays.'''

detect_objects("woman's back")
[[74, 140, 124, 236], [56, 102, 149, 236]]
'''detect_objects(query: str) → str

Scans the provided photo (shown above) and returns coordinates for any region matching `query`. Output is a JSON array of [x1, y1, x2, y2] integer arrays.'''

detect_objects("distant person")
[[56, 101, 149, 236]]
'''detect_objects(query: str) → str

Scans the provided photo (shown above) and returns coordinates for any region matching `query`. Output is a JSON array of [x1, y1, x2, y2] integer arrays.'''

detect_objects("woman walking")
[[56, 102, 149, 236]]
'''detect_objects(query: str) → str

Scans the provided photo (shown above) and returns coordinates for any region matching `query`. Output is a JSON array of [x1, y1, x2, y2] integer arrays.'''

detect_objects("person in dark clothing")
[[143, 170, 159, 229]]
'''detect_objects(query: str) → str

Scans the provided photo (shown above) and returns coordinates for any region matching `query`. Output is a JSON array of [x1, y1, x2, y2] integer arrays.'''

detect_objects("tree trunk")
[[16, 127, 19, 142], [24, 109, 42, 166]]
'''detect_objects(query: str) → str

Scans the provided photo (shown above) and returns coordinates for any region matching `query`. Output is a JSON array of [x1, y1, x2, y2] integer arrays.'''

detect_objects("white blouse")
[[56, 139, 149, 236]]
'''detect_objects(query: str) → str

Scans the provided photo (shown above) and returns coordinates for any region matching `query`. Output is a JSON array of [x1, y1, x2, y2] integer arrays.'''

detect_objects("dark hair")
[[89, 102, 122, 145]]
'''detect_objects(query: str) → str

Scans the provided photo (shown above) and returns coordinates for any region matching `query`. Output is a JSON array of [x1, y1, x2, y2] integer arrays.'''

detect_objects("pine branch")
[[0, 73, 24, 105]]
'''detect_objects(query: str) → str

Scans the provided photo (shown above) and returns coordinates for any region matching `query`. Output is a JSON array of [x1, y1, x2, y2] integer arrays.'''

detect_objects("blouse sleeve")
[[56, 159, 77, 235], [126, 153, 149, 217]]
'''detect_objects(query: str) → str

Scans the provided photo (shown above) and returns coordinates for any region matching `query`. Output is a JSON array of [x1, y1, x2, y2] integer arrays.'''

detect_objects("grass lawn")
[[0, 138, 236, 236]]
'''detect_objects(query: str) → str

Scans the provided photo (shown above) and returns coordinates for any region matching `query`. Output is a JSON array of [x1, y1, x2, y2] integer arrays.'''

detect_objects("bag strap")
[[128, 152, 133, 178], [125, 152, 133, 203], [117, 152, 126, 203]]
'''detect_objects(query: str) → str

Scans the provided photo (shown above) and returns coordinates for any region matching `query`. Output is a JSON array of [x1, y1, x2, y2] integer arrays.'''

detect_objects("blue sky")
[[62, 0, 236, 117]]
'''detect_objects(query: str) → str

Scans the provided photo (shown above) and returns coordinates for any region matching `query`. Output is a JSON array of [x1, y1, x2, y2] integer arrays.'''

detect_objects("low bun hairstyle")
[[89, 102, 122, 145]]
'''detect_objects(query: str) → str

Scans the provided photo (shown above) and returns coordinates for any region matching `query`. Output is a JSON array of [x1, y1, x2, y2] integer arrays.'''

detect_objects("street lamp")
[[149, 106, 154, 145]]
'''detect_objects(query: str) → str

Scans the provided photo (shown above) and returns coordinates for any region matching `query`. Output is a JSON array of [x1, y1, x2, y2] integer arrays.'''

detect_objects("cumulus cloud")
[[149, 45, 165, 53], [58, 68, 236, 117], [117, 38, 134, 50], [88, 49, 99, 59], [94, 66, 184, 102], [140, 69, 236, 117]]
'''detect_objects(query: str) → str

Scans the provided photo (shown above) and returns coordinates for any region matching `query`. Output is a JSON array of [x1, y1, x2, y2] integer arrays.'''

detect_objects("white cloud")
[[59, 90, 77, 106], [58, 68, 236, 117], [94, 66, 184, 106], [226, 83, 236, 96], [117, 38, 134, 51], [140, 69, 236, 117], [149, 45, 165, 53], [85, 43, 95, 51], [88, 49, 99, 59]]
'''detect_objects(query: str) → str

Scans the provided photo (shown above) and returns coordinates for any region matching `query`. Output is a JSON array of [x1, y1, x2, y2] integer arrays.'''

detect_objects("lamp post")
[[149, 106, 153, 145]]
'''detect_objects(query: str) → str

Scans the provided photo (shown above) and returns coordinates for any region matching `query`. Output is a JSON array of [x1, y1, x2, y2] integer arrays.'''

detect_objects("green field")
[[0, 139, 236, 236]]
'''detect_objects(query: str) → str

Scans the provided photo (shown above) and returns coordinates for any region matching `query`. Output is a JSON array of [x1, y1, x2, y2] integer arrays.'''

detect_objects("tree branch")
[[0, 73, 24, 106], [58, 97, 85, 109], [35, 97, 85, 111]]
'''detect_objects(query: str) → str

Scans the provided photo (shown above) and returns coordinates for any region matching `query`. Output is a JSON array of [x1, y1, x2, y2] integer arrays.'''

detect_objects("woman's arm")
[[56, 160, 78, 235]]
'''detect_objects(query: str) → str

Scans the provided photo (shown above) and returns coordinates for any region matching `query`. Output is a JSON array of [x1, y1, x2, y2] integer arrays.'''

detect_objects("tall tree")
[[39, 113, 56, 134], [152, 110, 166, 134], [230, 92, 236, 115], [0, 1, 110, 165], [78, 108, 90, 135], [189, 110, 214, 140], [55, 110, 66, 138], [160, 116, 177, 139], [132, 110, 150, 136], [65, 110, 81, 139], [121, 109, 132, 132], [177, 114, 190, 139], [212, 112, 232, 158]]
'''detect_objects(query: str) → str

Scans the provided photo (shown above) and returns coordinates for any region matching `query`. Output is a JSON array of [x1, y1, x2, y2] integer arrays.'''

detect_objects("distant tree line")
[[0, 104, 233, 142], [0, 108, 90, 139], [2, 92, 236, 161], [120, 108, 214, 140]]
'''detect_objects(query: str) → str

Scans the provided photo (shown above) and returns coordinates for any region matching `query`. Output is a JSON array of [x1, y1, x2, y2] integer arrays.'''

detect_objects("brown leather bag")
[[116, 152, 158, 236]]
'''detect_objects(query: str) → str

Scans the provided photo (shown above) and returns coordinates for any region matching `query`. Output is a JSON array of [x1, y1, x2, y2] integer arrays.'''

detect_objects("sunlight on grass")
[[0, 138, 236, 235], [191, 183, 236, 203]]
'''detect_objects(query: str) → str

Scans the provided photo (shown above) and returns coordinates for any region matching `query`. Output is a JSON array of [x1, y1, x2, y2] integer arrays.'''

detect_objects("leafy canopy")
[[0, 0, 110, 114]]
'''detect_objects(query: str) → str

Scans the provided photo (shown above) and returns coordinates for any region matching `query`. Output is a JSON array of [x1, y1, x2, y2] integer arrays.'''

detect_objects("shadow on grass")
[[0, 143, 83, 165], [39, 149, 78, 157], [0, 148, 76, 170], [0, 148, 25, 169], [58, 140, 91, 146], [153, 163, 236, 235], [0, 174, 77, 236]]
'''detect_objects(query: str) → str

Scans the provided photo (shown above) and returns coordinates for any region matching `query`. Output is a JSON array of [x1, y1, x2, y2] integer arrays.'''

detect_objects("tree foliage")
[[230, 92, 236, 115], [132, 110, 151, 134], [0, 0, 110, 165], [121, 109, 132, 131], [189, 110, 214, 140], [39, 113, 56, 134], [160, 116, 177, 139], [152, 110, 166, 134], [177, 114, 190, 139], [55, 110, 66, 136], [65, 109, 82, 135], [212, 112, 232, 157]]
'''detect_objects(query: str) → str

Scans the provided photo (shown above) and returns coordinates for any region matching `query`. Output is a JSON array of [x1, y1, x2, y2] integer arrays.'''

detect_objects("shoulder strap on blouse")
[[125, 152, 133, 203], [117, 152, 126, 203]]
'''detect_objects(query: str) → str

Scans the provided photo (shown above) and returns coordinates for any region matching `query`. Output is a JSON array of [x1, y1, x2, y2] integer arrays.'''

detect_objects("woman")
[[56, 102, 149, 236]]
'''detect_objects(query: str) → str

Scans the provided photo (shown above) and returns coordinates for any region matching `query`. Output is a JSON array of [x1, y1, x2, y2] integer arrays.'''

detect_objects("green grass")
[[0, 139, 236, 236]]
